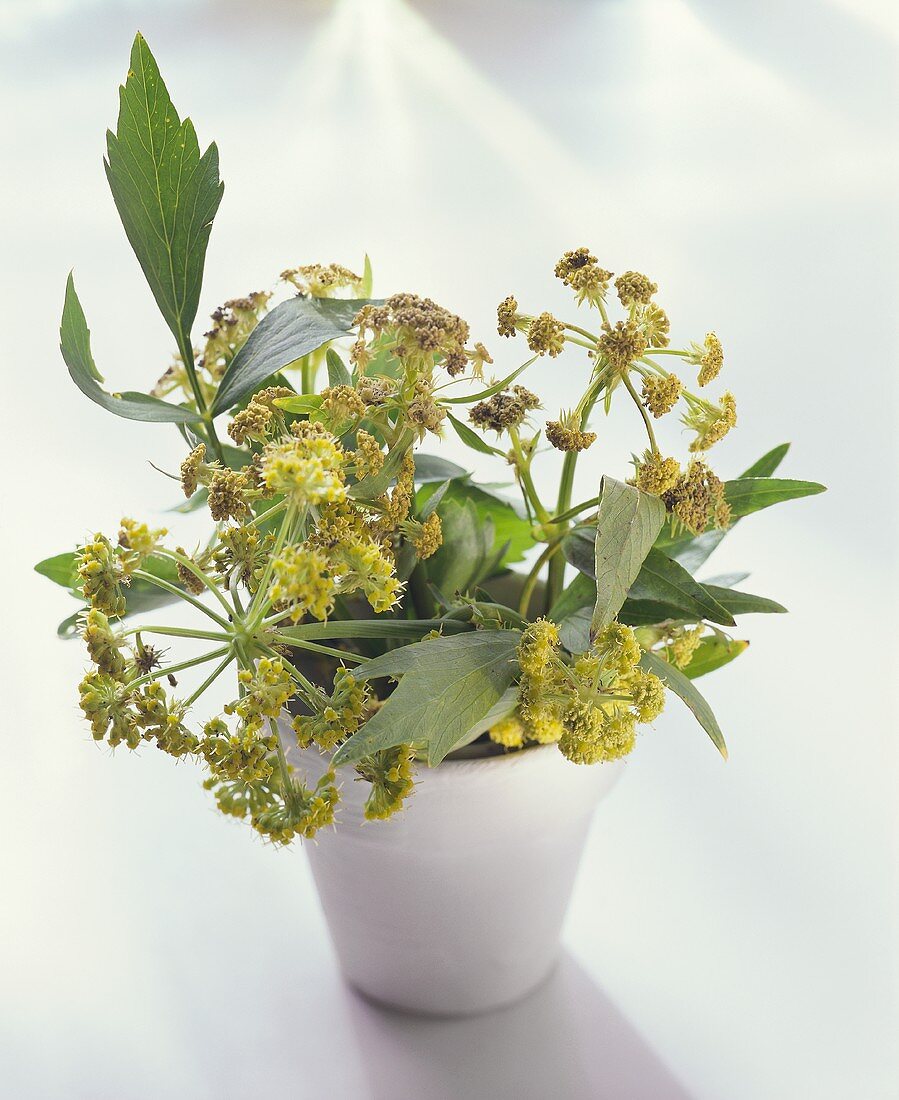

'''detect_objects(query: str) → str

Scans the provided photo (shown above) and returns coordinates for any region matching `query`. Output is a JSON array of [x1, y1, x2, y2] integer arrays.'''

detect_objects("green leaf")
[[104, 33, 224, 347], [413, 454, 469, 483], [640, 649, 728, 759], [60, 275, 202, 423], [724, 477, 826, 518], [681, 637, 749, 679], [740, 443, 790, 479], [451, 686, 519, 752], [628, 548, 736, 626], [441, 356, 537, 404], [419, 479, 451, 520], [326, 348, 351, 387], [35, 551, 80, 589], [701, 585, 787, 615], [418, 480, 534, 568], [424, 499, 493, 596], [273, 393, 324, 415], [332, 631, 521, 767], [213, 297, 371, 414], [447, 412, 504, 456], [590, 477, 666, 636]]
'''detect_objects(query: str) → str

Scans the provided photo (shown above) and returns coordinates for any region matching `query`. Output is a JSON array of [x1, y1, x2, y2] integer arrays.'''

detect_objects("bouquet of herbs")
[[38, 36, 824, 843]]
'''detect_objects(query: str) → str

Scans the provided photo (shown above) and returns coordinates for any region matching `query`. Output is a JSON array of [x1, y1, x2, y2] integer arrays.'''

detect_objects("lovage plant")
[[39, 35, 824, 844]]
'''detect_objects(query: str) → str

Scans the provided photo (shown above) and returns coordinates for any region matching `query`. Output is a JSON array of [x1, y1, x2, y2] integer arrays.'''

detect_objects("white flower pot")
[[283, 725, 625, 1016]]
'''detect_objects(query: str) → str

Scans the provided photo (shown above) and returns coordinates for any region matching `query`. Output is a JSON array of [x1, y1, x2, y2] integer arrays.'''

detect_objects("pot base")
[[286, 730, 625, 1017]]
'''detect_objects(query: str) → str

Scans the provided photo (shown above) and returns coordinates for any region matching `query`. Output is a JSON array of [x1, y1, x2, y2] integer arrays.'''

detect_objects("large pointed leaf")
[[701, 585, 787, 615], [628, 548, 735, 626], [213, 297, 372, 413], [61, 275, 201, 423], [332, 630, 521, 766], [740, 443, 790, 479], [640, 649, 727, 759], [104, 34, 224, 346], [724, 477, 825, 518]]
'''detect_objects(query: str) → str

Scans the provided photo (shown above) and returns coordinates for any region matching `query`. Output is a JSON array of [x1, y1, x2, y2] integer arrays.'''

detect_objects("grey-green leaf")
[[628, 548, 736, 626], [104, 33, 224, 346], [640, 649, 728, 759], [61, 275, 202, 423], [701, 585, 787, 615], [333, 631, 521, 766], [213, 297, 371, 414], [591, 477, 666, 637]]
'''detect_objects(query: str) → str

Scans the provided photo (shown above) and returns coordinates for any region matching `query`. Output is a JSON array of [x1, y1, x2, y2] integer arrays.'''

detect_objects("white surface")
[[288, 736, 624, 1015], [0, 1, 897, 1097]]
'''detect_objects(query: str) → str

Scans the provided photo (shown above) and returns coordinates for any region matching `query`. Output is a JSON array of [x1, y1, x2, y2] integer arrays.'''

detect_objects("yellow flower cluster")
[[509, 619, 666, 765], [293, 668, 369, 751], [226, 658, 295, 735], [554, 248, 612, 308], [268, 543, 335, 623], [77, 534, 129, 616], [200, 716, 277, 784], [281, 263, 364, 297], [642, 374, 683, 418], [356, 744, 416, 821], [685, 392, 737, 452], [261, 426, 346, 508]]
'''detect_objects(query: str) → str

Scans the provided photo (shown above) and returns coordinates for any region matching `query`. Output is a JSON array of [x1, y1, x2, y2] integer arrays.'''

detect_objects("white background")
[[1, 1, 896, 1097]]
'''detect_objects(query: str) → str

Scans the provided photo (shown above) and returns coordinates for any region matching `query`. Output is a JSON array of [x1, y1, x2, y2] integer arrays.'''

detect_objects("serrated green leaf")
[[104, 33, 224, 347], [447, 412, 504, 456], [740, 443, 790, 479], [213, 297, 373, 414], [682, 637, 749, 679], [326, 348, 351, 387], [640, 649, 727, 759], [724, 477, 826, 518], [61, 275, 202, 423], [590, 478, 666, 636], [332, 631, 521, 766]]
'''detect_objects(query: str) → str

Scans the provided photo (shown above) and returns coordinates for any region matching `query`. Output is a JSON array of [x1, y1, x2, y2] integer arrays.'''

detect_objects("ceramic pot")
[[283, 724, 624, 1016]]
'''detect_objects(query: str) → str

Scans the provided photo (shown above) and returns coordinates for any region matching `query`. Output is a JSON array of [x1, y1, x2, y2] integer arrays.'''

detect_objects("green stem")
[[518, 541, 562, 618], [126, 645, 231, 691], [621, 371, 659, 456], [246, 503, 298, 629], [132, 570, 232, 631], [563, 321, 600, 343], [151, 548, 235, 618], [271, 634, 368, 663], [175, 331, 225, 465], [184, 650, 236, 708], [124, 624, 230, 642], [547, 496, 601, 525], [508, 427, 551, 525]]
